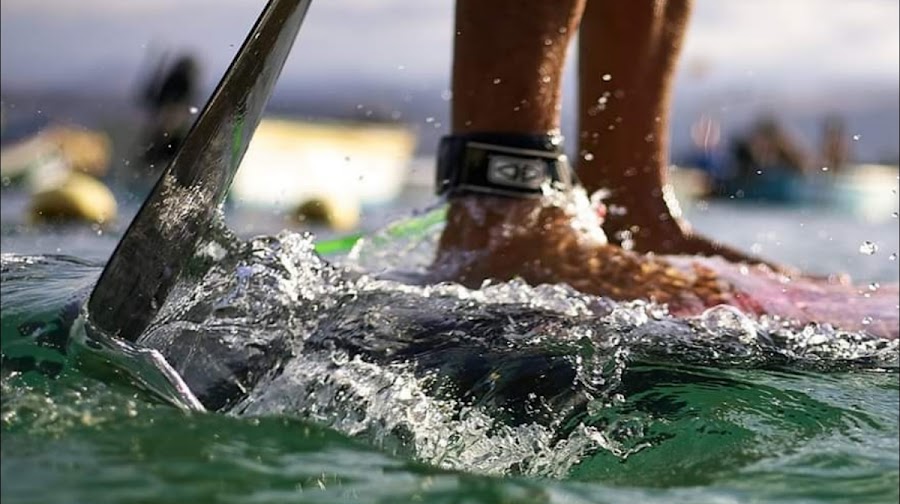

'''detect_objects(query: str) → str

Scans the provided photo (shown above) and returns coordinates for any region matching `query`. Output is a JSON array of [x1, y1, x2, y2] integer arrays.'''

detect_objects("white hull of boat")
[[231, 118, 416, 209]]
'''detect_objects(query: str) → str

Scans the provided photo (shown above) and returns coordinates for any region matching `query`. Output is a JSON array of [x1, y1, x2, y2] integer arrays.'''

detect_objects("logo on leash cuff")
[[436, 134, 576, 198]]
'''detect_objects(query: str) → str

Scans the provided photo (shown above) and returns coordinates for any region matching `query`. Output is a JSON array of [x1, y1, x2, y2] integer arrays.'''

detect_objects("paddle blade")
[[88, 0, 313, 342]]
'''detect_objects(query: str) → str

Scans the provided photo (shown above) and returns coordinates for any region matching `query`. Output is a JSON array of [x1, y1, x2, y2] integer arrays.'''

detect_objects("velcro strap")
[[436, 134, 575, 198]]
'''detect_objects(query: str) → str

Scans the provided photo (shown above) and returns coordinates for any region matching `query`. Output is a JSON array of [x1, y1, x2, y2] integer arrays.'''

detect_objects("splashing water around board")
[[3, 214, 895, 479]]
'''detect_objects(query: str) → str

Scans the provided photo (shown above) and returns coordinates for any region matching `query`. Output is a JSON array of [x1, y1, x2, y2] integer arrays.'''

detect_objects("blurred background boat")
[[231, 117, 416, 229], [668, 112, 898, 221], [670, 163, 898, 221], [1, 120, 117, 225]]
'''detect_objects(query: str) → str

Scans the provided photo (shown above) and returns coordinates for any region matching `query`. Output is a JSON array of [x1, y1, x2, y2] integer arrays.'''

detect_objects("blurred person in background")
[[819, 115, 850, 174], [138, 54, 200, 172], [725, 116, 809, 202]]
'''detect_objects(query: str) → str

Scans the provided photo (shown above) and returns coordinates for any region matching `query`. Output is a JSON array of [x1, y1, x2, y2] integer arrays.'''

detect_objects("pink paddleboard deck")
[[666, 257, 899, 340]]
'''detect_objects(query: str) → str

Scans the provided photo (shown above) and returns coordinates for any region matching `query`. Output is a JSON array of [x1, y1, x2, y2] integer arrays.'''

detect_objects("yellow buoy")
[[294, 195, 360, 232], [29, 172, 117, 225]]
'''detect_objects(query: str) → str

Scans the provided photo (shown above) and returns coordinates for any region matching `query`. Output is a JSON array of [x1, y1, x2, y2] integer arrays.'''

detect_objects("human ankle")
[[445, 187, 608, 245]]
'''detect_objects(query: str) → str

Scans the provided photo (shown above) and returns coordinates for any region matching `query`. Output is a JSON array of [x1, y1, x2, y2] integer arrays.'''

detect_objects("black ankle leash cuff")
[[435, 133, 578, 198]]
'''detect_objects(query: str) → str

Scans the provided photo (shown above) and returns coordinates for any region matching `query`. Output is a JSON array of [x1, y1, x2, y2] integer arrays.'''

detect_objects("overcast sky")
[[1, 0, 898, 94]]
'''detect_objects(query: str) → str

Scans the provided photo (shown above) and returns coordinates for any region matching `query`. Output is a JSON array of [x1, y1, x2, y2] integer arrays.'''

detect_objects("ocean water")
[[2, 192, 899, 504]]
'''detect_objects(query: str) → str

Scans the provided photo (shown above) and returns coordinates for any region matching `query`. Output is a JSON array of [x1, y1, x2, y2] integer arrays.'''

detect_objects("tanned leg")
[[433, 0, 594, 286], [451, 0, 585, 135], [433, 0, 781, 292], [577, 0, 761, 263]]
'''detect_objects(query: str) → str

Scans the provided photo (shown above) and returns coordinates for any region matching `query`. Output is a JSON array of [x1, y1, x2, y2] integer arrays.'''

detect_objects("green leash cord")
[[313, 204, 447, 256], [314, 233, 363, 256]]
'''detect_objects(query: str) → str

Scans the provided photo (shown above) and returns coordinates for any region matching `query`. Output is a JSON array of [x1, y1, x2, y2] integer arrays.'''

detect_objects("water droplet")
[[543, 38, 553, 46], [425, 117, 434, 123], [601, 73, 612, 82], [492, 78, 502, 84], [861, 316, 873, 325], [821, 166, 829, 172], [889, 253, 897, 261], [868, 282, 880, 292], [892, 212, 898, 218], [607, 305, 649, 329], [440, 90, 452, 101], [859, 241, 879, 255], [189, 106, 199, 114], [852, 134, 861, 141], [540, 75, 551, 83], [615, 230, 635, 251], [700, 305, 758, 344], [756, 170, 763, 175], [607, 204, 628, 217], [582, 151, 594, 161], [558, 26, 568, 34]]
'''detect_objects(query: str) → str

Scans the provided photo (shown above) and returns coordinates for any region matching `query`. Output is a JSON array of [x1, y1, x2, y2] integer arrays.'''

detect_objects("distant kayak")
[[672, 164, 899, 219]]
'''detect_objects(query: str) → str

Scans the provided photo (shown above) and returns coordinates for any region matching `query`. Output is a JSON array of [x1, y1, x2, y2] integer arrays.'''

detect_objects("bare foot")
[[599, 185, 787, 270], [430, 191, 731, 311], [430, 191, 898, 339], [429, 197, 898, 339]]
